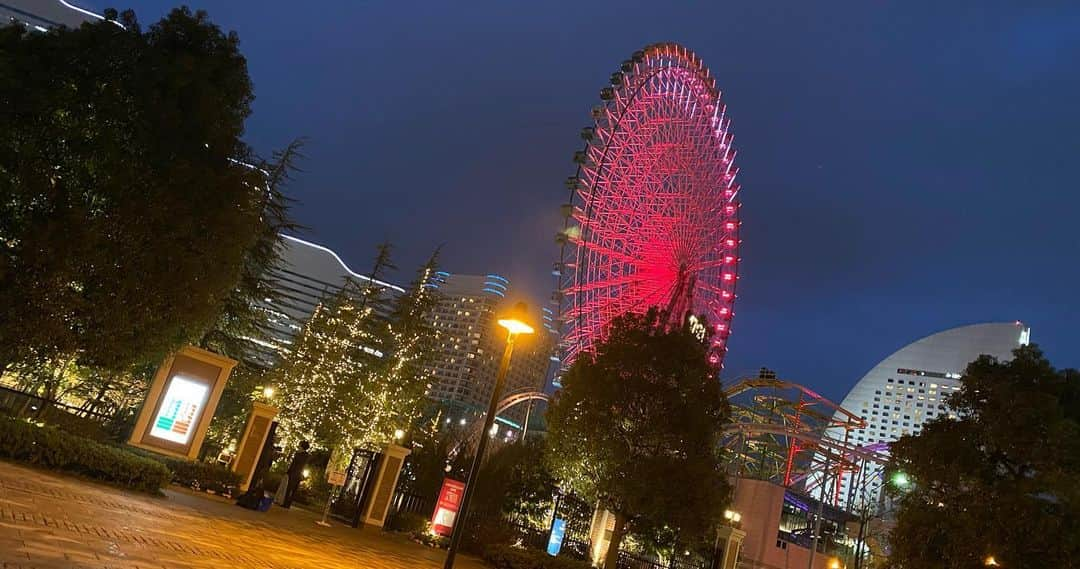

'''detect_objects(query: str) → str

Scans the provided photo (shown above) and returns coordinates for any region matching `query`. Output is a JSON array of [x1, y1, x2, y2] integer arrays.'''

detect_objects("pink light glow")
[[558, 43, 742, 370]]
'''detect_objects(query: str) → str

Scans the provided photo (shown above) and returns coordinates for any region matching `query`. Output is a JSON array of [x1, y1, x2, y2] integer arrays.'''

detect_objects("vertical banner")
[[547, 518, 567, 556], [431, 478, 466, 536]]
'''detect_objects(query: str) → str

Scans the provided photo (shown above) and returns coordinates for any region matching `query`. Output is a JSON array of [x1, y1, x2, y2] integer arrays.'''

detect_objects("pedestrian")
[[281, 440, 310, 509]]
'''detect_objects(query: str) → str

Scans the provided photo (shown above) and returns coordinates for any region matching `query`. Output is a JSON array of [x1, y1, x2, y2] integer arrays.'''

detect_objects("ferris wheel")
[[556, 43, 742, 371]]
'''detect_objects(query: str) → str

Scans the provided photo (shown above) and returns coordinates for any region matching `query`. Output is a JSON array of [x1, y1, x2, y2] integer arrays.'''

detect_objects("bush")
[[388, 511, 430, 534], [481, 544, 593, 569], [463, 515, 520, 553], [0, 416, 171, 493], [159, 457, 242, 495]]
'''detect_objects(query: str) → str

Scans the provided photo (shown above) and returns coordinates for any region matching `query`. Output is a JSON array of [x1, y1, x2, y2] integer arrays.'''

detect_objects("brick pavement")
[[0, 460, 488, 569]]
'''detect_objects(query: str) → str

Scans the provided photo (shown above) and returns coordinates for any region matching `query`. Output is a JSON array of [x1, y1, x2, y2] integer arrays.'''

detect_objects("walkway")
[[0, 460, 487, 569]]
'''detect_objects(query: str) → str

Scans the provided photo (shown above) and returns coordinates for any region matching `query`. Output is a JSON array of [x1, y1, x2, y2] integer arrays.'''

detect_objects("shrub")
[[388, 511, 430, 534], [481, 544, 593, 569], [0, 416, 171, 492], [411, 530, 449, 549], [463, 515, 520, 553], [159, 457, 242, 495]]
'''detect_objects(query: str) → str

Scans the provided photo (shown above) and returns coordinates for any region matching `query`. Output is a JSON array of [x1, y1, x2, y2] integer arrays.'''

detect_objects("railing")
[[0, 385, 111, 438], [383, 491, 436, 529], [617, 550, 710, 569]]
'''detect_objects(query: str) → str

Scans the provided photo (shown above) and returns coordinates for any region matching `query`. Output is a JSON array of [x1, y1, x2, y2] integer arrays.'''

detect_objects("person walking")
[[281, 440, 310, 509]]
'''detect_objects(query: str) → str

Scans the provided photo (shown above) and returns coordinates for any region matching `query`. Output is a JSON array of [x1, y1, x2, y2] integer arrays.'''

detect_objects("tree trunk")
[[603, 512, 628, 569]]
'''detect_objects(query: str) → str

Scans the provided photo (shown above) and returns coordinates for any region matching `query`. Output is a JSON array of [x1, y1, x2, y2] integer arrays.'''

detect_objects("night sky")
[[110, 1, 1078, 402]]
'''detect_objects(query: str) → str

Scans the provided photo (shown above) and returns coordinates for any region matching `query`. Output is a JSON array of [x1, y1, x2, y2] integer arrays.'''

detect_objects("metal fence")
[[0, 384, 112, 438], [617, 551, 711, 569], [383, 490, 436, 529]]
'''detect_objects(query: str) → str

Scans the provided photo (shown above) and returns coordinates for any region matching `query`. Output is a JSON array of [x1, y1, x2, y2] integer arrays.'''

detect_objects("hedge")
[[0, 416, 171, 493], [481, 544, 592, 569], [156, 456, 242, 494]]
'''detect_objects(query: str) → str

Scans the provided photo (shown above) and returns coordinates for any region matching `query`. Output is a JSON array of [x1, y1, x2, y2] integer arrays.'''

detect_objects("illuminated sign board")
[[128, 346, 236, 459], [149, 376, 209, 445], [547, 518, 567, 556], [431, 478, 466, 536]]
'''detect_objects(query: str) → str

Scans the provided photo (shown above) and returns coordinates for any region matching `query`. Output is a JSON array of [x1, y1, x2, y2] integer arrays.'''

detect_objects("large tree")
[[275, 247, 442, 452], [274, 271, 388, 450], [0, 8, 282, 370], [545, 309, 732, 569], [886, 345, 1080, 568]]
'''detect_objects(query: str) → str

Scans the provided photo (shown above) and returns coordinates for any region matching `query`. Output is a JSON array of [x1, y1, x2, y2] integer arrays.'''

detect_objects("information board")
[[431, 478, 466, 536], [547, 518, 567, 556], [148, 376, 209, 445]]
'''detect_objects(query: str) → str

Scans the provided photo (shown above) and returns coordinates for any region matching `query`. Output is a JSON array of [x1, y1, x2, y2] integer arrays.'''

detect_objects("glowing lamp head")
[[497, 302, 535, 336], [828, 558, 841, 569], [984, 556, 999, 567], [891, 471, 911, 488], [302, 468, 311, 479], [262, 386, 275, 399], [393, 429, 406, 440]]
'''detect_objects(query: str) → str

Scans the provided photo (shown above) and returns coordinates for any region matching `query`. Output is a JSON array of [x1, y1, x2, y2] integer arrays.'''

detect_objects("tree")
[[201, 141, 305, 362], [0, 8, 283, 370], [473, 438, 558, 523], [354, 251, 442, 448], [545, 309, 732, 569], [886, 345, 1080, 568], [274, 276, 386, 450], [275, 246, 443, 452]]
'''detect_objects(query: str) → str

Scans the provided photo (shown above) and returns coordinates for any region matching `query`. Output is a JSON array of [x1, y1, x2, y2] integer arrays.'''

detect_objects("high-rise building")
[[2, 0, 103, 30], [247, 235, 404, 368], [826, 321, 1030, 508], [426, 272, 555, 430]]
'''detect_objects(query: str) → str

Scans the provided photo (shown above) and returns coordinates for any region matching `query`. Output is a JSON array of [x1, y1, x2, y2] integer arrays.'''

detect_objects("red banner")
[[431, 477, 466, 536]]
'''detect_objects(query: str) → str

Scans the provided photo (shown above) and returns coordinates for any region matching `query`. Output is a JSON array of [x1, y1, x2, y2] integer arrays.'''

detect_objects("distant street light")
[[890, 471, 911, 489], [984, 555, 1000, 566], [444, 302, 534, 569]]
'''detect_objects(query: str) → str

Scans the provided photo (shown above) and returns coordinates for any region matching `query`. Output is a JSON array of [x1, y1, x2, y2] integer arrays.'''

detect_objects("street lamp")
[[984, 555, 1000, 566], [444, 302, 534, 569], [890, 470, 911, 489]]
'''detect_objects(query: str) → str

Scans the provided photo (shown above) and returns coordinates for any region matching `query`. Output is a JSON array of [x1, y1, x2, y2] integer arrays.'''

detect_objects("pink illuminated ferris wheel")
[[556, 43, 742, 371]]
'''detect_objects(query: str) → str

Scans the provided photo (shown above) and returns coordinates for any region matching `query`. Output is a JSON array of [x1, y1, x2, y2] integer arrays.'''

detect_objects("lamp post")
[[444, 302, 534, 569]]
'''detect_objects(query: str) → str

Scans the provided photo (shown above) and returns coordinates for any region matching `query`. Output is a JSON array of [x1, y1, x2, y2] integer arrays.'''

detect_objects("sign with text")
[[128, 346, 236, 460], [325, 446, 349, 487], [431, 478, 466, 536], [547, 518, 567, 556], [149, 376, 209, 445]]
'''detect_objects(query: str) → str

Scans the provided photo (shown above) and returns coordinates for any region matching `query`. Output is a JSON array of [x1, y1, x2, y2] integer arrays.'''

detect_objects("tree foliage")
[[886, 345, 1080, 568], [0, 8, 280, 370], [545, 309, 732, 568], [274, 247, 441, 452]]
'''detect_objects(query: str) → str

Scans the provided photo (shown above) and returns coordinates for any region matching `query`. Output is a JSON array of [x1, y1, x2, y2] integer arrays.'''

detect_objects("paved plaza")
[[0, 460, 487, 569]]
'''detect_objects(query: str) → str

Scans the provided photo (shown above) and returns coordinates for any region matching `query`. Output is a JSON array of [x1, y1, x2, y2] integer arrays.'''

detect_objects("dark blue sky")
[[119, 0, 1079, 402]]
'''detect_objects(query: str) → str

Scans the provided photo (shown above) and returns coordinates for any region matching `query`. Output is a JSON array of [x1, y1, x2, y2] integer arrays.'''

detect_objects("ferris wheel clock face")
[[558, 43, 741, 371]]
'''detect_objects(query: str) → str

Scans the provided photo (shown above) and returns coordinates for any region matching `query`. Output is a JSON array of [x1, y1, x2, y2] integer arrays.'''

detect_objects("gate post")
[[359, 443, 411, 527]]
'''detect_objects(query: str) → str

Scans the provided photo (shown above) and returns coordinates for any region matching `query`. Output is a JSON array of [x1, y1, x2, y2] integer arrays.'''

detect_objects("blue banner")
[[547, 518, 567, 556]]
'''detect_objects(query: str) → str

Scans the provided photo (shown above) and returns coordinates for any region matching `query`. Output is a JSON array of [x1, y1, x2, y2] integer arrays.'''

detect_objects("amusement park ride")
[[464, 44, 889, 523], [722, 368, 889, 511]]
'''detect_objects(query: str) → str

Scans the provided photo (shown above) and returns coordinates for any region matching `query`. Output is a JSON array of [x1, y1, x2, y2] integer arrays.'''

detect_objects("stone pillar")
[[588, 507, 618, 567], [714, 526, 747, 569], [232, 402, 279, 492], [359, 443, 411, 527], [128, 346, 236, 460]]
